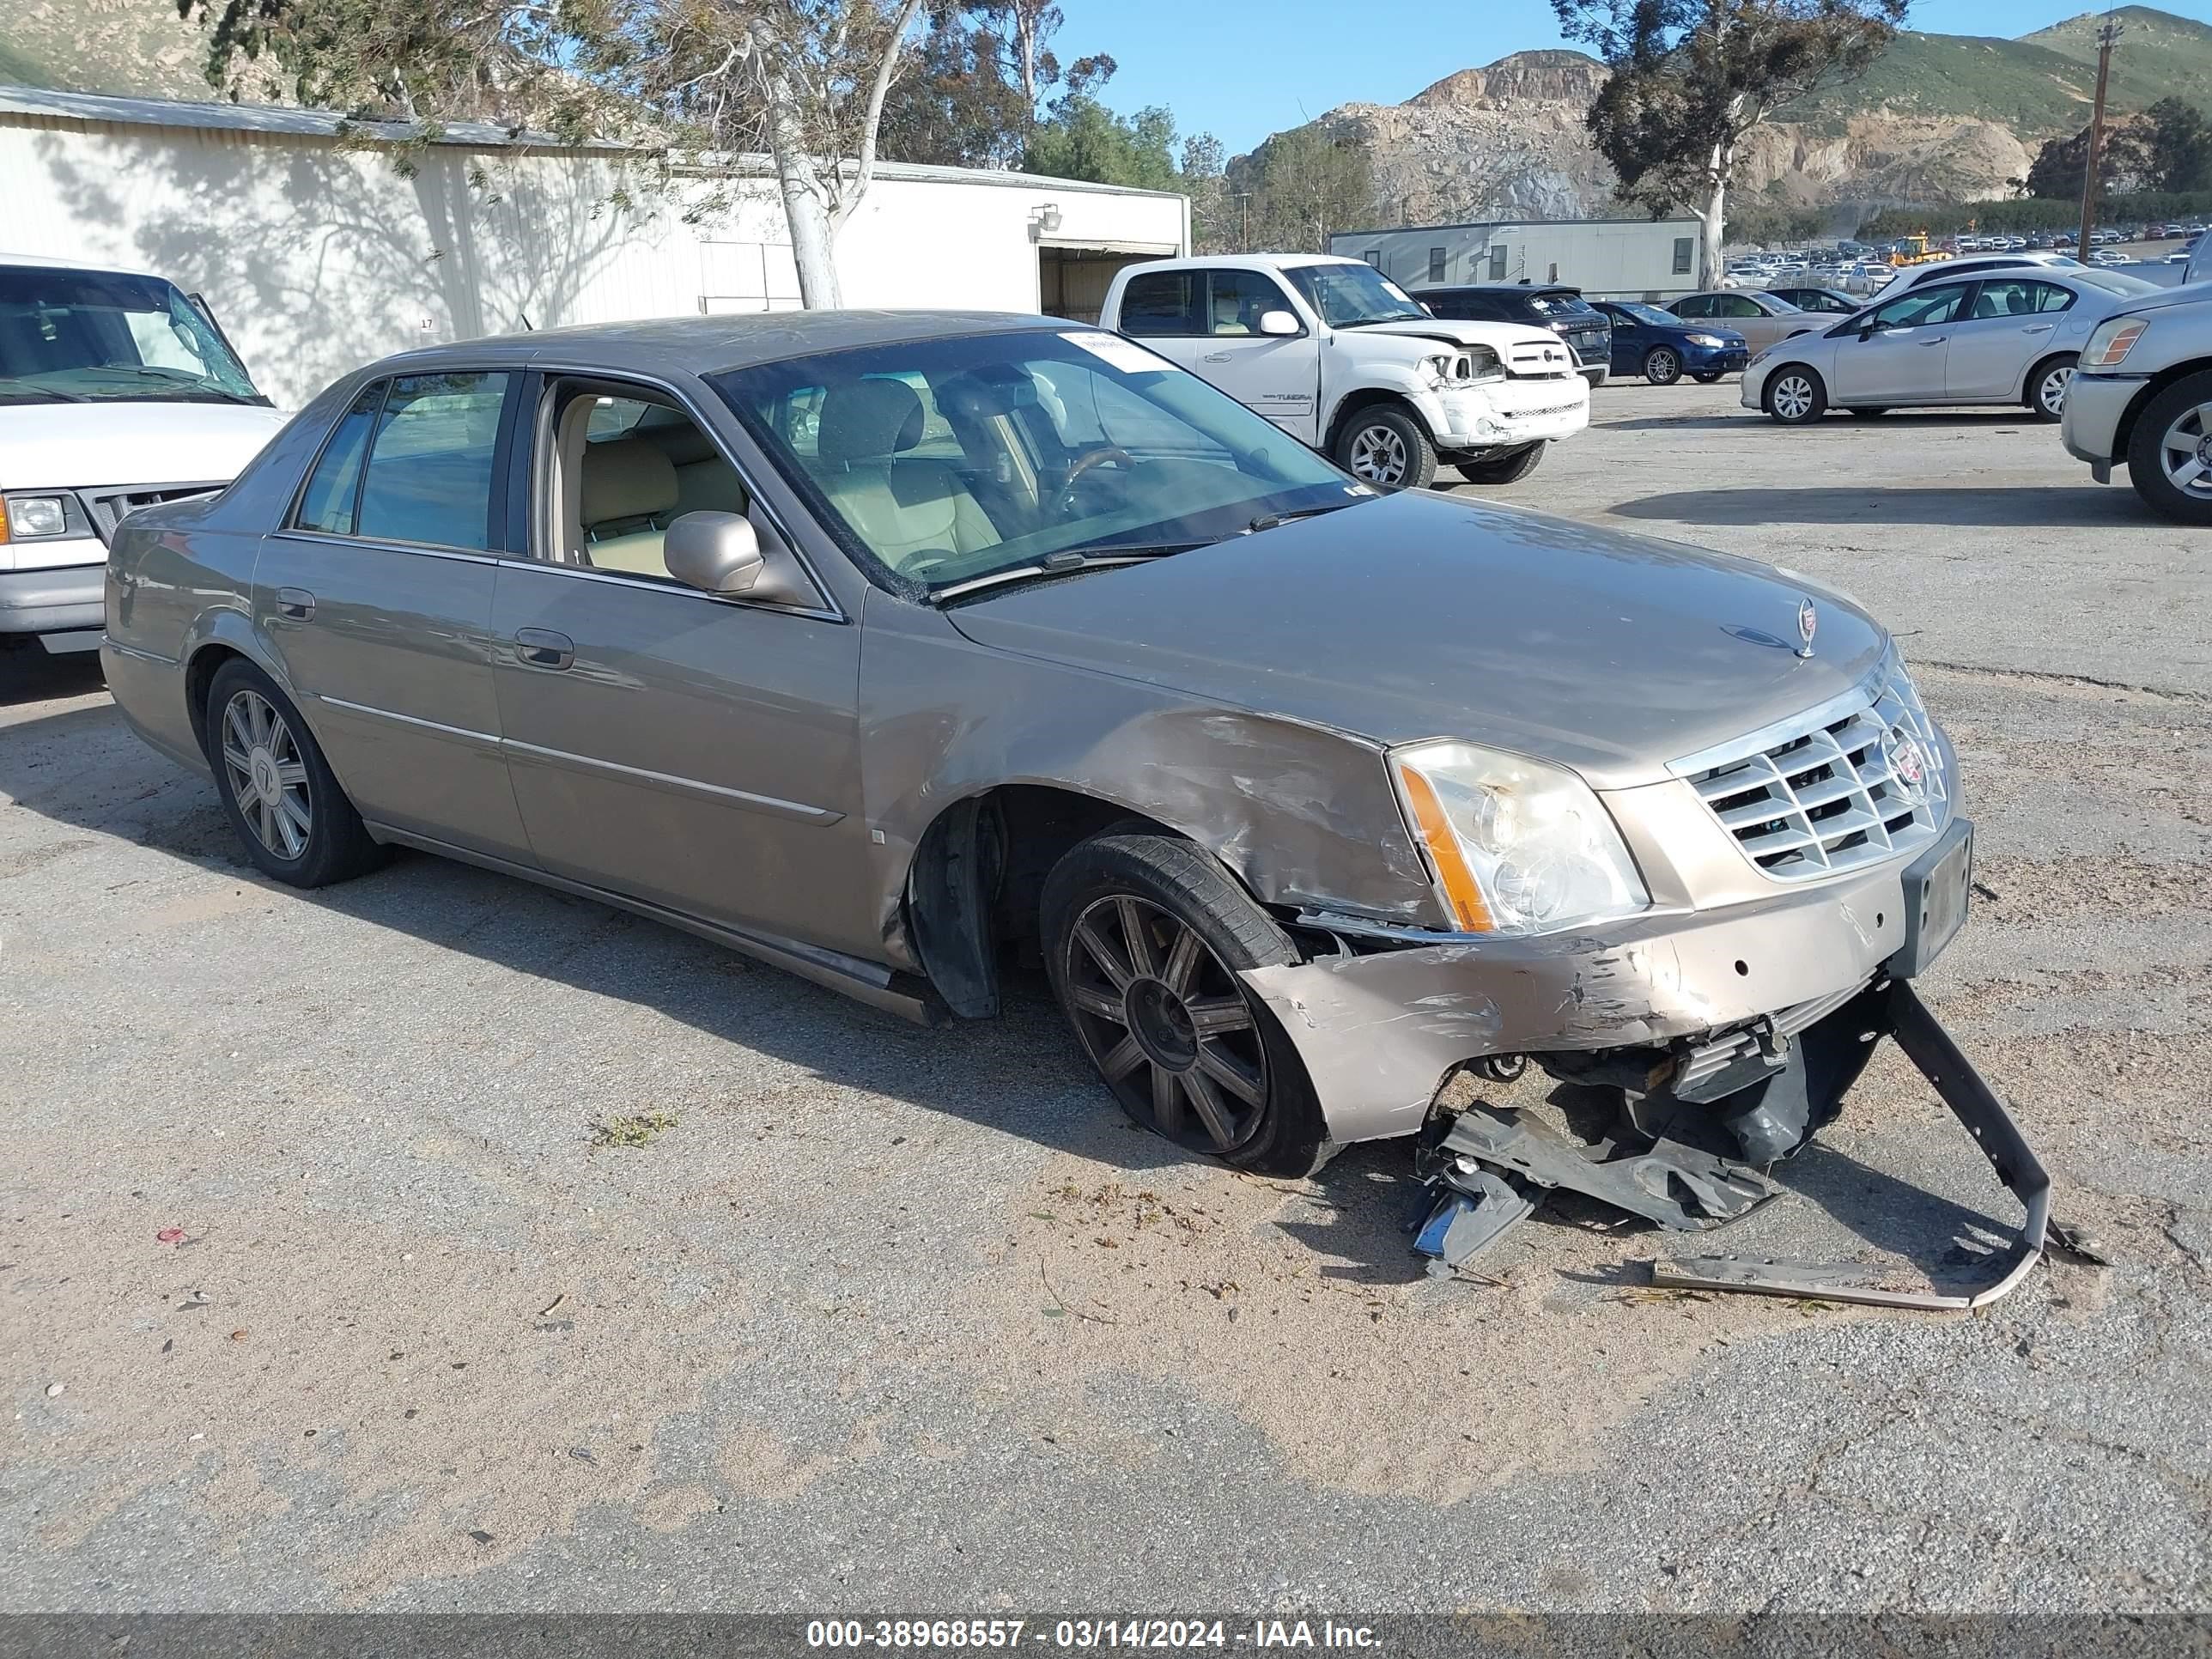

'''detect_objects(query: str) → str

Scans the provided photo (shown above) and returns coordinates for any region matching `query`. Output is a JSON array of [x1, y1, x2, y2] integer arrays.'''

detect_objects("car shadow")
[[1607, 483, 2155, 529], [0, 647, 106, 707]]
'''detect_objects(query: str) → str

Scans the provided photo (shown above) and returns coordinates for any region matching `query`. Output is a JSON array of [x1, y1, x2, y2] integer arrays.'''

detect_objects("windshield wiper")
[[1246, 501, 1360, 535], [0, 376, 90, 404], [106, 367, 260, 404], [930, 544, 1197, 604]]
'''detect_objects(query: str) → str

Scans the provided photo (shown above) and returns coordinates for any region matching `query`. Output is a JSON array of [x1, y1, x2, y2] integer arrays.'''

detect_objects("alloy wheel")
[[1062, 893, 1270, 1154], [1771, 374, 1815, 421], [1346, 422, 1408, 486], [2038, 363, 2074, 418], [220, 688, 313, 860], [2160, 399, 2212, 500], [1646, 348, 1680, 384]]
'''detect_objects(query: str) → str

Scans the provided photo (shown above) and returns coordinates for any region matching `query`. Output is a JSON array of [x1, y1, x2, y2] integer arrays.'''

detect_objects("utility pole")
[[2075, 15, 2122, 258], [1234, 191, 1251, 252]]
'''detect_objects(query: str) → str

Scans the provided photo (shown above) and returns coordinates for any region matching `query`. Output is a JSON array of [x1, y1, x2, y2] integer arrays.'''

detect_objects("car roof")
[[1419, 283, 1581, 296], [1124, 252, 1364, 275], [1, 252, 172, 282], [361, 310, 1072, 380]]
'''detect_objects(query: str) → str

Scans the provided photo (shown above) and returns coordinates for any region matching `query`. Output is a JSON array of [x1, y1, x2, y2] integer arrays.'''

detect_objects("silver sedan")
[[1741, 267, 2162, 423]]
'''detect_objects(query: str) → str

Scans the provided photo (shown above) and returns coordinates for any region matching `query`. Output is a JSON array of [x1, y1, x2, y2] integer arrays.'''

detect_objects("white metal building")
[[1328, 217, 1706, 301], [0, 85, 1188, 407]]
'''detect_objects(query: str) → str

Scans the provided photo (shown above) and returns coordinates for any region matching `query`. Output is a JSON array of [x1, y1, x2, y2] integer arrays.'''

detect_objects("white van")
[[2, 257, 287, 652]]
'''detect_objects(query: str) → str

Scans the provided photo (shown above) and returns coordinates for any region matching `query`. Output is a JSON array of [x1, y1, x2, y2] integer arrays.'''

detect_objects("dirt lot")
[[4, 383, 2210, 1613]]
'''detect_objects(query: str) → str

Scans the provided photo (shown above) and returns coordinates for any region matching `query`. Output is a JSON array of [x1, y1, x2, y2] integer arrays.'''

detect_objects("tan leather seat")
[[808, 379, 1000, 575], [649, 422, 750, 518], [580, 437, 678, 576]]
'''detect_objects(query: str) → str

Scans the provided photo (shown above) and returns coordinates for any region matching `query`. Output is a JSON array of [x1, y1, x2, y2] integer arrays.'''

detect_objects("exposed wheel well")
[[2113, 358, 2212, 462], [183, 643, 249, 760], [1324, 389, 1430, 453], [903, 785, 1186, 1019]]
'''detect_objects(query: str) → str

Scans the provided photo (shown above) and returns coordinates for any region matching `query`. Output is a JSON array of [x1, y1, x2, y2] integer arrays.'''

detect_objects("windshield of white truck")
[[1283, 264, 1429, 328], [0, 266, 267, 407]]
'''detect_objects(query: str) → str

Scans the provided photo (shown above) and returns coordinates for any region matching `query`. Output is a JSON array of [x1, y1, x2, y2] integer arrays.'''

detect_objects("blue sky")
[[1052, 0, 2191, 155]]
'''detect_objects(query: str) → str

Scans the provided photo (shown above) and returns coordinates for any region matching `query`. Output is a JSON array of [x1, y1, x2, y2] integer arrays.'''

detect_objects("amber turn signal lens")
[[1397, 764, 1492, 933]]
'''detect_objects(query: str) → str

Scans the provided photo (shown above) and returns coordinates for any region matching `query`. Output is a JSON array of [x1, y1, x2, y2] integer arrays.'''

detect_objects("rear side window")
[[1119, 272, 1197, 337], [355, 373, 509, 550], [294, 383, 383, 536]]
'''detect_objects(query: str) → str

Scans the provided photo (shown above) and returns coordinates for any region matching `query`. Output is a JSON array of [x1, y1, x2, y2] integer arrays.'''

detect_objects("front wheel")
[[2125, 368, 2212, 526], [2027, 354, 2075, 422], [1456, 441, 1546, 485], [1042, 834, 1328, 1177], [1333, 405, 1437, 490], [205, 658, 386, 887], [1764, 367, 1826, 425], [1643, 346, 1682, 386]]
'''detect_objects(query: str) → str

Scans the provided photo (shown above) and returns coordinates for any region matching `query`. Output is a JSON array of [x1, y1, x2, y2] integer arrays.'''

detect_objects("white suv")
[[1, 257, 286, 652], [2063, 280, 2212, 524]]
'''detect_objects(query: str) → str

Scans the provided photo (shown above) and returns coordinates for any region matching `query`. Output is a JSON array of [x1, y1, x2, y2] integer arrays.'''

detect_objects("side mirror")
[[1257, 309, 1301, 337], [664, 510, 811, 606], [1859, 318, 1885, 339]]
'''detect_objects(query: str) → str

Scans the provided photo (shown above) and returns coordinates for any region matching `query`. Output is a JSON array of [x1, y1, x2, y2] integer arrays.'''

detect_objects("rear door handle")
[[514, 629, 574, 671], [2021, 323, 2055, 334], [276, 586, 315, 621], [1202, 352, 1232, 364]]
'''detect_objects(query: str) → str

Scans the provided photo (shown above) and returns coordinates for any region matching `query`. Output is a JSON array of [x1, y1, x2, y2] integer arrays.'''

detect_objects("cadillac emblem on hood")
[[1796, 598, 1818, 659]]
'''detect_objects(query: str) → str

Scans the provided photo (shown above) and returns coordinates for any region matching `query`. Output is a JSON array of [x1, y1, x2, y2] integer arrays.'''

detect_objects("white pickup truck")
[[1097, 253, 1589, 490], [2, 256, 285, 653]]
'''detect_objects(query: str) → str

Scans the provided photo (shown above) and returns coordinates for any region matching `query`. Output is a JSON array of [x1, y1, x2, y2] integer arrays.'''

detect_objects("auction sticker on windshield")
[[1061, 331, 1173, 374]]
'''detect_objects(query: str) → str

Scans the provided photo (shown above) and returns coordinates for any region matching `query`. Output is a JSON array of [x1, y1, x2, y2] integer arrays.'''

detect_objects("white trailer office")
[[1328, 217, 1705, 301]]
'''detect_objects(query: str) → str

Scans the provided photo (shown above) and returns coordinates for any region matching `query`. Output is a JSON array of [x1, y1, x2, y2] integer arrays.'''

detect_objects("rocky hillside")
[[1316, 6, 2212, 228]]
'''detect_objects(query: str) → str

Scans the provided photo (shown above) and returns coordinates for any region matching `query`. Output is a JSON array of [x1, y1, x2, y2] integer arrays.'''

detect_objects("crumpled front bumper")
[[1241, 850, 1918, 1148], [1426, 378, 1590, 450]]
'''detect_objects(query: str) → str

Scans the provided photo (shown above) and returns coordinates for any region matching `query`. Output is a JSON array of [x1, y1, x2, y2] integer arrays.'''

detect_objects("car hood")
[[2107, 276, 2212, 318], [0, 400, 287, 489], [947, 489, 1888, 791], [1350, 317, 1568, 360]]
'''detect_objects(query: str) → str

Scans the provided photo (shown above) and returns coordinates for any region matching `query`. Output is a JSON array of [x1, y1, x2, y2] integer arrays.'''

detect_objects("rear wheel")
[[1764, 367, 1826, 425], [2126, 368, 2212, 526], [1643, 346, 1683, 386], [2026, 353, 2075, 422], [1042, 834, 1328, 1177], [205, 658, 386, 888], [1333, 404, 1437, 491], [1456, 441, 1546, 485]]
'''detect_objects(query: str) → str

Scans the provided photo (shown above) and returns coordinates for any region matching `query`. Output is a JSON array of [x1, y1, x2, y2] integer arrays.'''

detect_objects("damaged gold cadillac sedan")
[[102, 312, 2044, 1305]]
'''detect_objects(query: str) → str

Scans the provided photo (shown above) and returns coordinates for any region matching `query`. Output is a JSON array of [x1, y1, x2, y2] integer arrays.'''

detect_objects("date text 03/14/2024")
[[805, 1620, 1380, 1649]]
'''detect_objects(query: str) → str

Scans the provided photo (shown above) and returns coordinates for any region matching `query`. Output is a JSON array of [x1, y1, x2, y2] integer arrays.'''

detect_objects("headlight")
[[2081, 317, 2147, 368], [1422, 350, 1497, 386], [1390, 740, 1650, 936], [0, 493, 80, 542], [1684, 332, 1726, 347]]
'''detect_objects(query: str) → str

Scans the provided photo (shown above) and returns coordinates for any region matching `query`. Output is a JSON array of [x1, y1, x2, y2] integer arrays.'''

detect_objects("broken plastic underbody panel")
[[1410, 978, 2051, 1311]]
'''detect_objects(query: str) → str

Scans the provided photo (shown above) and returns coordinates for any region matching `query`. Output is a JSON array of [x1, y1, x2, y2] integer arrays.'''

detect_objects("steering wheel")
[[1054, 445, 1134, 517]]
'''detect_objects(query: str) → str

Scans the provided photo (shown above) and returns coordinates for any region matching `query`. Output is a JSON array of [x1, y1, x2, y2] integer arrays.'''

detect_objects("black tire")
[[1844, 407, 1891, 418], [2125, 368, 2212, 526], [1456, 441, 1547, 485], [1690, 370, 1723, 384], [1332, 404, 1437, 491], [204, 658, 386, 887], [1763, 365, 1827, 425], [1042, 834, 1328, 1177], [1643, 346, 1683, 386], [2025, 353, 2076, 422]]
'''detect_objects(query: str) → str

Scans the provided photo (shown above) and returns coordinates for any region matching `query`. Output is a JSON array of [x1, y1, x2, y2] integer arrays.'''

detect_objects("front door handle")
[[1919, 336, 1948, 345], [514, 629, 575, 671], [276, 586, 315, 621], [1202, 352, 1233, 364]]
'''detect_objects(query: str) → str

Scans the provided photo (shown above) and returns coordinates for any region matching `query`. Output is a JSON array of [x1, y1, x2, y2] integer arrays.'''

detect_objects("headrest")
[[580, 437, 678, 525], [817, 378, 924, 467], [634, 414, 723, 468]]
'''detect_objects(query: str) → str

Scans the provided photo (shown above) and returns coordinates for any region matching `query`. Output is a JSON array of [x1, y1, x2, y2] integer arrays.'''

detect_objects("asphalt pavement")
[[3, 383, 2209, 1614]]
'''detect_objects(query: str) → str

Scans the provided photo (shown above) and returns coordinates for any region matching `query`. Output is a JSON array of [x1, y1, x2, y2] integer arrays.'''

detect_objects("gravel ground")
[[3, 382, 2209, 1614]]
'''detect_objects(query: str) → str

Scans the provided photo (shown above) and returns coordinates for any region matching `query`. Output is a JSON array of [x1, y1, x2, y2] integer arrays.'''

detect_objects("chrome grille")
[[1680, 669, 1950, 882], [1505, 341, 1573, 375], [81, 483, 224, 544]]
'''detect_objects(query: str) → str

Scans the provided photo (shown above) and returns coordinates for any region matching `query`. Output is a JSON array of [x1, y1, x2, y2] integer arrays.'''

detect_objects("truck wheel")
[[1763, 367, 1826, 424], [2025, 354, 2075, 422], [1334, 405, 1437, 491], [1457, 442, 1546, 485], [2126, 368, 2212, 526], [205, 658, 387, 888], [1643, 346, 1683, 386], [1042, 834, 1328, 1178]]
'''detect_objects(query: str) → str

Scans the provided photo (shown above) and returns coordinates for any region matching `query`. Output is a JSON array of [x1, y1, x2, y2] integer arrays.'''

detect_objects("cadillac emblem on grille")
[[1796, 598, 1818, 659], [1886, 726, 1929, 800]]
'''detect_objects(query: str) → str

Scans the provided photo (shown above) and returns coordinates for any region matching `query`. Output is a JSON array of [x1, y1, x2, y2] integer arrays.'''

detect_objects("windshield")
[[1609, 301, 1680, 326], [1281, 263, 1429, 328], [711, 327, 1364, 598], [0, 265, 265, 407]]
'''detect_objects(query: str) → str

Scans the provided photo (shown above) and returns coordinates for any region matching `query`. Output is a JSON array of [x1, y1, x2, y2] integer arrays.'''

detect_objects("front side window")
[[545, 387, 751, 582], [1118, 272, 1198, 337], [0, 265, 264, 407], [354, 373, 509, 551], [1279, 263, 1425, 328], [1868, 287, 1967, 330], [712, 328, 1358, 597], [1205, 270, 1295, 337]]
